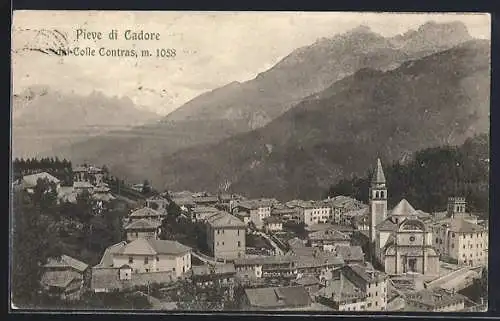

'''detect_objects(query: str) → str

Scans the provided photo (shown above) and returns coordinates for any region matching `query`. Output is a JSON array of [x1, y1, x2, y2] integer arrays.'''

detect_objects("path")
[[254, 231, 285, 256]]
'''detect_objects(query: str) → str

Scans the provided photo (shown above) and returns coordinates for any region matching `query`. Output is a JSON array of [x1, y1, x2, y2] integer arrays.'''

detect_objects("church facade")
[[369, 159, 440, 277]]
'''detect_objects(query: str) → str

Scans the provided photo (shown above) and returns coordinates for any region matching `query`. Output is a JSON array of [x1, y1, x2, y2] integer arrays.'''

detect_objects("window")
[[237, 230, 240, 236], [436, 238, 439, 243], [463, 245, 466, 249], [156, 256, 159, 262], [238, 241, 241, 247], [452, 233, 455, 237], [145, 268, 149, 272], [173, 267, 176, 272], [217, 242, 219, 246], [129, 257, 134, 264], [375, 291, 378, 296], [135, 232, 138, 237], [222, 229, 225, 234], [409, 236, 416, 242], [463, 235, 466, 239], [144, 257, 149, 264], [368, 303, 372, 307], [222, 242, 225, 246], [451, 244, 454, 248], [375, 302, 378, 306]]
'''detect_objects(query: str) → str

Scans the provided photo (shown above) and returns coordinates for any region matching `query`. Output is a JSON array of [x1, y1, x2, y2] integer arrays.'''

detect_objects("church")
[[369, 159, 440, 276]]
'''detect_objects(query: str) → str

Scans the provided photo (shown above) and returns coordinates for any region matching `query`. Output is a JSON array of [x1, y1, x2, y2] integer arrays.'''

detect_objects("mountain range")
[[151, 39, 490, 200], [12, 87, 159, 158], [25, 21, 490, 200]]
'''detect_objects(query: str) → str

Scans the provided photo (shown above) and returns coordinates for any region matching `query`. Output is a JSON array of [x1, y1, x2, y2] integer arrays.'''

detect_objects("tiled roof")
[[44, 255, 89, 272], [206, 211, 245, 228], [406, 287, 467, 309], [346, 263, 387, 284], [237, 199, 275, 210], [41, 270, 81, 289], [449, 218, 485, 233], [391, 199, 417, 216], [193, 196, 219, 203], [335, 245, 364, 261], [124, 219, 161, 230], [234, 255, 294, 266], [308, 228, 350, 241], [319, 276, 365, 301], [323, 196, 366, 210], [95, 241, 127, 268], [130, 207, 165, 218], [117, 239, 191, 256], [292, 254, 344, 269], [372, 158, 386, 184], [244, 286, 312, 309], [22, 172, 60, 187], [376, 217, 399, 231]]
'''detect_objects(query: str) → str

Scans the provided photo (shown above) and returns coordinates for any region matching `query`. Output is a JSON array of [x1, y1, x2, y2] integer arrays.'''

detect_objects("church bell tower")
[[369, 158, 388, 243]]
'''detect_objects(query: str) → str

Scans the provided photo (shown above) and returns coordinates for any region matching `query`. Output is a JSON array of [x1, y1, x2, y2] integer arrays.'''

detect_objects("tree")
[[11, 181, 62, 307]]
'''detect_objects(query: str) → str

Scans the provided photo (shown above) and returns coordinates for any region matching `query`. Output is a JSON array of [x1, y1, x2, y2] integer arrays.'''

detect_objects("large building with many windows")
[[206, 211, 246, 260]]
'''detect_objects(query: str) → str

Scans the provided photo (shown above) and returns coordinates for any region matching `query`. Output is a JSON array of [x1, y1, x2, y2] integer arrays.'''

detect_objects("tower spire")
[[372, 158, 386, 184]]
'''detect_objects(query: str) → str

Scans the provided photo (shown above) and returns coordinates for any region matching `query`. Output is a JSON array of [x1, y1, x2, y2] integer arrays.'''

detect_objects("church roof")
[[391, 199, 417, 216], [449, 218, 485, 233], [371, 158, 386, 184]]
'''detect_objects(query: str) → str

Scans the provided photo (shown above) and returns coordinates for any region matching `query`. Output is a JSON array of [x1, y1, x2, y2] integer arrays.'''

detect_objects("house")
[[146, 195, 170, 213], [191, 206, 220, 222], [22, 172, 61, 193], [405, 287, 467, 312], [232, 199, 275, 229], [316, 273, 368, 311], [206, 211, 246, 260], [234, 256, 296, 279], [295, 201, 331, 226], [193, 195, 219, 206], [431, 197, 488, 267], [322, 196, 366, 225], [292, 276, 322, 296], [334, 245, 365, 264], [190, 263, 237, 289], [242, 285, 312, 310], [41, 255, 89, 301], [291, 252, 344, 281], [73, 181, 95, 194], [73, 164, 104, 185], [129, 207, 166, 222], [271, 204, 300, 223], [264, 216, 283, 233], [340, 263, 388, 311], [307, 228, 351, 252], [109, 238, 191, 277], [124, 219, 162, 242]]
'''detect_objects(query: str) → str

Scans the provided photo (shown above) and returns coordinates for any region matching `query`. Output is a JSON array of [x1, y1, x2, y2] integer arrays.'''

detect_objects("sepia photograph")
[[10, 11, 490, 312]]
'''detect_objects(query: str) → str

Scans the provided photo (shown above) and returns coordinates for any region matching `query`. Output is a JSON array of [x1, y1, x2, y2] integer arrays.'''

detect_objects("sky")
[[12, 11, 491, 115]]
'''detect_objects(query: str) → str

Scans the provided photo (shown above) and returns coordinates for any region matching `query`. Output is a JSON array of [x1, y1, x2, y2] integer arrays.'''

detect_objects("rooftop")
[[73, 181, 94, 189], [449, 218, 485, 233], [91, 268, 175, 291], [130, 207, 165, 218], [372, 158, 386, 184], [95, 241, 127, 268], [117, 239, 191, 256], [244, 286, 312, 309], [346, 263, 387, 284], [236, 198, 276, 209], [41, 270, 82, 289], [391, 199, 417, 216], [124, 219, 162, 230], [44, 255, 89, 273], [335, 245, 364, 261], [406, 287, 467, 309], [206, 211, 245, 228], [22, 172, 60, 187], [308, 228, 351, 242]]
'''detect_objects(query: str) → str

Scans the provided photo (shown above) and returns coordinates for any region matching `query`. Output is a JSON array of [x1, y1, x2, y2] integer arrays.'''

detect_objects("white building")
[[296, 201, 332, 226], [111, 238, 191, 278]]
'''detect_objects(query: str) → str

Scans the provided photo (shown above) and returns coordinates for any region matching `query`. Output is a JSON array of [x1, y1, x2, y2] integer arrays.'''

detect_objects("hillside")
[[153, 39, 490, 200], [328, 134, 489, 216], [12, 87, 160, 158], [52, 21, 474, 181]]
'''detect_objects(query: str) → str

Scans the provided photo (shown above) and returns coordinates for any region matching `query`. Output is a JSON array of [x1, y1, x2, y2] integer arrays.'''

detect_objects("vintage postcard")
[[10, 11, 490, 312]]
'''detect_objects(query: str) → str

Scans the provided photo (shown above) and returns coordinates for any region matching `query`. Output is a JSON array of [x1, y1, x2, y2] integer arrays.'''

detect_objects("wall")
[[126, 230, 158, 242], [365, 279, 387, 311], [113, 252, 190, 277], [452, 231, 488, 266], [212, 227, 246, 260]]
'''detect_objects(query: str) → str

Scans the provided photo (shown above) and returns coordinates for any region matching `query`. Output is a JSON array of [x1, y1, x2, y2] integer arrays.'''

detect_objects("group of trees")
[[327, 134, 489, 216], [11, 177, 131, 307], [13, 157, 74, 186]]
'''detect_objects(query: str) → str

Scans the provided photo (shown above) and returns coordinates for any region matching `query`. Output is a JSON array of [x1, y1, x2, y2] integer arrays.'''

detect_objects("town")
[[12, 158, 488, 311]]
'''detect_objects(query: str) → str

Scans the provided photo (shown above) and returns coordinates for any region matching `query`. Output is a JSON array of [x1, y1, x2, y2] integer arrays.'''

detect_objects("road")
[[254, 231, 285, 256], [192, 251, 225, 265]]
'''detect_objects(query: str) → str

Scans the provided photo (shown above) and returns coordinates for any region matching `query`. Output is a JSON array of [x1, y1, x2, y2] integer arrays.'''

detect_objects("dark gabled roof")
[[244, 286, 312, 309], [346, 263, 387, 284], [206, 211, 245, 228], [449, 218, 485, 233], [130, 207, 165, 218], [391, 199, 417, 216], [117, 239, 191, 256], [406, 287, 467, 309], [191, 263, 236, 277], [41, 270, 81, 289], [308, 228, 350, 241]]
